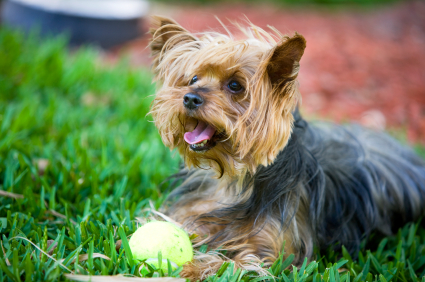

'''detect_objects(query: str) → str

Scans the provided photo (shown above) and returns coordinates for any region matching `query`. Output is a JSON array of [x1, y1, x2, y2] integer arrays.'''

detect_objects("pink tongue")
[[184, 121, 216, 145]]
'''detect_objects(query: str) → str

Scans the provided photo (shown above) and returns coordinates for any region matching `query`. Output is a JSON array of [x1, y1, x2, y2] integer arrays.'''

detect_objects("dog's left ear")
[[266, 33, 306, 85]]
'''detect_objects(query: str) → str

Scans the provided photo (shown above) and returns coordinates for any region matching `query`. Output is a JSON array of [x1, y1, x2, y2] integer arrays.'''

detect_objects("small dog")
[[149, 16, 425, 280]]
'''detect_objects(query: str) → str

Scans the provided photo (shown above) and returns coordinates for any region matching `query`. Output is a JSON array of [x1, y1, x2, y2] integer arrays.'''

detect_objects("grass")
[[0, 28, 425, 282]]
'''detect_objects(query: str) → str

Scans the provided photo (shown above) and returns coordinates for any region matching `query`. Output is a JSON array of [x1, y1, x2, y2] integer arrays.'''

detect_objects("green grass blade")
[[118, 226, 134, 268]]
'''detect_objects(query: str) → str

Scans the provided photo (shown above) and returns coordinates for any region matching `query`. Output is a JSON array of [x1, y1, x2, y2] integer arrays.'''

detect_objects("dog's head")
[[149, 16, 306, 178]]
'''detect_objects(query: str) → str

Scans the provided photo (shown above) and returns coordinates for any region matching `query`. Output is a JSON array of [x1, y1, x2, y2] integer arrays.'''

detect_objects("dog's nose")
[[183, 93, 204, 110]]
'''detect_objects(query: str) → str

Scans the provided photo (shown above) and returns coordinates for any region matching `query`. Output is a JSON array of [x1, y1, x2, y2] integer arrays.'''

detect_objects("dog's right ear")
[[150, 16, 197, 65], [266, 33, 306, 86]]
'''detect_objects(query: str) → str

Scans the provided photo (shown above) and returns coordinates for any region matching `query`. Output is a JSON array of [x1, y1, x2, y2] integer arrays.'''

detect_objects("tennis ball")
[[129, 221, 193, 272]]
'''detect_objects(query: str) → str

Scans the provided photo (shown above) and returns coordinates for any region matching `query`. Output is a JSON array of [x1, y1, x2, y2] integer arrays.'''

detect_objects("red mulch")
[[109, 1, 425, 144]]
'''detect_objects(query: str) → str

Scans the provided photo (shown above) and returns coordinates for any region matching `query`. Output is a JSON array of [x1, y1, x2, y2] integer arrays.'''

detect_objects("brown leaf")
[[0, 190, 24, 199], [59, 253, 111, 264], [46, 240, 58, 255], [47, 209, 77, 225], [115, 240, 122, 252], [1, 241, 10, 266]]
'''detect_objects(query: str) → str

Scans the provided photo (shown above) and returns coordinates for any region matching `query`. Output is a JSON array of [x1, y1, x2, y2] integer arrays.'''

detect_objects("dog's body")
[[148, 16, 425, 280]]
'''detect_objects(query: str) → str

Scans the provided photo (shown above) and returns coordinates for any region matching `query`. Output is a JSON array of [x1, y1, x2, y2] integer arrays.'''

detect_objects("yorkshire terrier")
[[148, 16, 425, 280]]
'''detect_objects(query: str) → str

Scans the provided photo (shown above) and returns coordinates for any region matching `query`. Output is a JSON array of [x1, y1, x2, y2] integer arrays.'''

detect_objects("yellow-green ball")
[[129, 221, 193, 272]]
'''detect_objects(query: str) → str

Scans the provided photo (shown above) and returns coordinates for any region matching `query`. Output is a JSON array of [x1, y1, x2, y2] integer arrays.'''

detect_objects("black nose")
[[183, 93, 204, 110]]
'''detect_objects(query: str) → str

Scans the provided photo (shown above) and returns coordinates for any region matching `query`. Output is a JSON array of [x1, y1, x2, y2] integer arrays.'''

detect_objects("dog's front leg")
[[180, 217, 310, 281]]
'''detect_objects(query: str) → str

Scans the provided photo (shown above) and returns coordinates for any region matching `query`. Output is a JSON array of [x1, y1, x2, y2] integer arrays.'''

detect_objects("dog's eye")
[[227, 81, 243, 93], [189, 75, 198, 85]]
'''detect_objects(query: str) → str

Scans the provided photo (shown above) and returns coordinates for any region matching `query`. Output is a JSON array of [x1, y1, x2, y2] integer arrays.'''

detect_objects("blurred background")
[[0, 0, 424, 144]]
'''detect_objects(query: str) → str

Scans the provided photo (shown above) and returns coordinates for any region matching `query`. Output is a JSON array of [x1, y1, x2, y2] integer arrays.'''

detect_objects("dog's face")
[[149, 16, 306, 178]]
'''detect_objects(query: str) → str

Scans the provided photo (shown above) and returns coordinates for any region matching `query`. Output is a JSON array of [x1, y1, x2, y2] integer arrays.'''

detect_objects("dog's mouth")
[[184, 120, 222, 152]]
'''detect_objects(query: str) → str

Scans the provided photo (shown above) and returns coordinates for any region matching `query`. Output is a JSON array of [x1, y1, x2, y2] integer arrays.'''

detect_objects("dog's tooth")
[[191, 139, 209, 149]]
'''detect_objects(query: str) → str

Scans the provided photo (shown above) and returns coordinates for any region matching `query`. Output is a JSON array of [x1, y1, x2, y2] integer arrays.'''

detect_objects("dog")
[[148, 15, 425, 280]]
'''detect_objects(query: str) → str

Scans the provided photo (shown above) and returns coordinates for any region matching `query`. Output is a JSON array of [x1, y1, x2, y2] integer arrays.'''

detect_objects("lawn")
[[0, 28, 425, 282]]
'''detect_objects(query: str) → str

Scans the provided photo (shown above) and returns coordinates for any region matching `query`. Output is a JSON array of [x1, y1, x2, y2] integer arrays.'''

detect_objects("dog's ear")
[[266, 33, 306, 85], [150, 15, 197, 61], [238, 33, 305, 168]]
